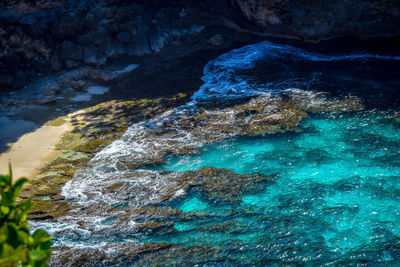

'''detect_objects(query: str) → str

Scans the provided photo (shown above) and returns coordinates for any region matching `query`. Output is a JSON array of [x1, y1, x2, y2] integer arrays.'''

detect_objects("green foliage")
[[0, 162, 51, 267]]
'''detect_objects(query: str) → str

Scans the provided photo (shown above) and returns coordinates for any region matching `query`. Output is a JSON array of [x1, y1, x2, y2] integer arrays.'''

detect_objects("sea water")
[[151, 111, 400, 263], [41, 41, 400, 265]]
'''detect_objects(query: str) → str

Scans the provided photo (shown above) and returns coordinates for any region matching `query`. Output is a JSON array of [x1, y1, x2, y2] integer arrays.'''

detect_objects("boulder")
[[13, 70, 27, 89], [83, 46, 106, 66], [60, 41, 83, 61], [65, 59, 80, 69], [84, 14, 97, 31], [92, 25, 108, 45], [27, 18, 50, 38], [117, 31, 131, 43], [118, 21, 137, 33], [70, 80, 86, 90], [52, 13, 84, 39], [110, 22, 119, 34], [129, 19, 150, 55], [50, 54, 63, 72], [114, 9, 136, 23], [0, 74, 14, 88], [208, 34, 224, 46], [104, 8, 114, 19], [9, 34, 22, 47]]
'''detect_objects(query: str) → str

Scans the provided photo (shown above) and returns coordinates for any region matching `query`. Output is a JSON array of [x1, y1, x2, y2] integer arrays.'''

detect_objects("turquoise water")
[[147, 111, 400, 263], [46, 41, 400, 265]]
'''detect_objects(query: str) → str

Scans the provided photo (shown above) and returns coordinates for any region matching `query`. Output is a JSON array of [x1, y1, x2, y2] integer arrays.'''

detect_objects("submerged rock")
[[50, 243, 173, 266], [208, 34, 224, 46], [181, 167, 275, 205]]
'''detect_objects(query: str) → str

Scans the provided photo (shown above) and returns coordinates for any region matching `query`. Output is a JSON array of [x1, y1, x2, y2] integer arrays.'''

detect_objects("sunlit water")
[[150, 111, 400, 263]]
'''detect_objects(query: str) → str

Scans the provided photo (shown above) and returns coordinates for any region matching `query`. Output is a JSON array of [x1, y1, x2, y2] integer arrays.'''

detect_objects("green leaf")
[[30, 250, 46, 260], [0, 164, 51, 266], [17, 229, 30, 244], [32, 229, 52, 244], [6, 224, 19, 248], [0, 205, 9, 215]]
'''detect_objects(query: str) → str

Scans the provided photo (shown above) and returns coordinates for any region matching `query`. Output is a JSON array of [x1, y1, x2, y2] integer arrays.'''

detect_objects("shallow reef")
[[23, 87, 370, 265]]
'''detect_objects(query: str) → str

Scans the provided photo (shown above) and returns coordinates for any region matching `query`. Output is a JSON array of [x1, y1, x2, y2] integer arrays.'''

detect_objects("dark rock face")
[[208, 34, 225, 46], [0, 0, 399, 92], [234, 0, 400, 40], [116, 31, 131, 43], [0, 74, 15, 87], [52, 12, 85, 39], [60, 41, 83, 61]]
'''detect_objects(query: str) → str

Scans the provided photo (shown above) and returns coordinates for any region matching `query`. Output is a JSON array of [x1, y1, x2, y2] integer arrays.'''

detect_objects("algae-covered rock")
[[50, 243, 173, 266], [23, 93, 190, 221], [180, 167, 275, 205]]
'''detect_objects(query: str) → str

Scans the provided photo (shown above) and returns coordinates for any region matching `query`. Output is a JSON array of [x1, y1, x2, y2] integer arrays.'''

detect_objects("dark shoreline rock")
[[0, 0, 399, 92]]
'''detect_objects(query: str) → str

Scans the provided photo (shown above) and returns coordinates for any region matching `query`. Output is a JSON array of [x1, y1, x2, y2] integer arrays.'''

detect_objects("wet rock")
[[134, 244, 224, 266], [117, 31, 131, 43], [13, 70, 27, 89], [50, 243, 173, 266], [27, 17, 50, 38], [92, 24, 108, 45], [9, 34, 22, 47], [114, 8, 136, 24], [129, 18, 150, 55], [241, 109, 307, 136], [109, 22, 119, 33], [70, 80, 86, 90], [64, 59, 80, 69], [49, 54, 63, 72], [93, 7, 106, 20], [83, 45, 105, 66], [131, 206, 183, 220], [118, 21, 137, 33], [52, 12, 84, 39], [60, 41, 83, 62], [235, 0, 282, 26], [84, 13, 97, 31], [181, 167, 274, 205], [0, 73, 15, 88], [208, 34, 224, 46]]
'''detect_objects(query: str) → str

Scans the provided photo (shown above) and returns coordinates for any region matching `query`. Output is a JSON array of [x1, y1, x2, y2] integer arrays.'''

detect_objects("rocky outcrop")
[[234, 0, 400, 40], [0, 0, 399, 92], [0, 0, 212, 91]]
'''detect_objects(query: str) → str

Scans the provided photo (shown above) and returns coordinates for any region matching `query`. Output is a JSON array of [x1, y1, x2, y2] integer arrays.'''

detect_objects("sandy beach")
[[0, 119, 70, 180]]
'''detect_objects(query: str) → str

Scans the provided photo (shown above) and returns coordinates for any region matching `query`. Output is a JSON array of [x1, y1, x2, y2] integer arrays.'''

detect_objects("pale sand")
[[0, 121, 71, 180]]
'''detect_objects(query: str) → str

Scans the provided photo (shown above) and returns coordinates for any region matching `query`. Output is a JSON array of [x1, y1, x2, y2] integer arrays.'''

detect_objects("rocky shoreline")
[[21, 88, 365, 265]]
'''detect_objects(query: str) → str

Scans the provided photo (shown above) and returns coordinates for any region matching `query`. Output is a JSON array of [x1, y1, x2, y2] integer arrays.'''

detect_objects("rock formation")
[[0, 0, 399, 92]]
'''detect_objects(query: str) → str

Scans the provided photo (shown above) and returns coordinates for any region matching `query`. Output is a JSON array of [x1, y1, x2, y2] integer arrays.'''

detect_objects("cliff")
[[0, 0, 399, 91]]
